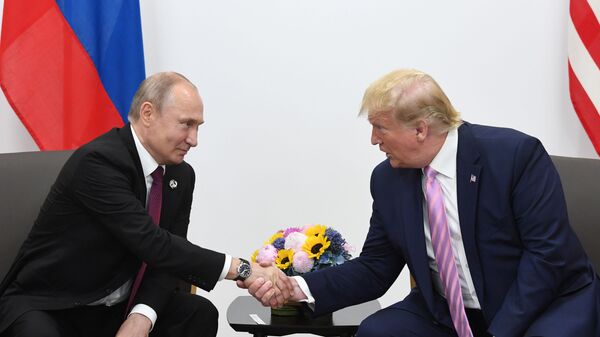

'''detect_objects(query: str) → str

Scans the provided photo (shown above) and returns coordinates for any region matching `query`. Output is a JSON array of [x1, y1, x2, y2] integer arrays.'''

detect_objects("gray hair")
[[128, 72, 197, 122]]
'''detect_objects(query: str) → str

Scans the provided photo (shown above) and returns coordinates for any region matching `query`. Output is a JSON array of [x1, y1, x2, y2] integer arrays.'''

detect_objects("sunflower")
[[305, 224, 326, 237], [275, 249, 294, 270], [250, 249, 259, 263], [303, 234, 331, 259], [265, 231, 284, 245]]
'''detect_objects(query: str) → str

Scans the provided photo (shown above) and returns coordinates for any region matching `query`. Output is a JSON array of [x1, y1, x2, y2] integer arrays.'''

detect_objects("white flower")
[[285, 232, 308, 251]]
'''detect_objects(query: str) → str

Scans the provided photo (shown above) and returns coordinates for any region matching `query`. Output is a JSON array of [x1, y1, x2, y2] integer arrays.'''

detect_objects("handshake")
[[234, 260, 307, 307]]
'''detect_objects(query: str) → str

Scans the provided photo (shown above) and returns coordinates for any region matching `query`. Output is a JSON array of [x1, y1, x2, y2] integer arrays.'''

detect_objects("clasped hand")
[[236, 261, 297, 308]]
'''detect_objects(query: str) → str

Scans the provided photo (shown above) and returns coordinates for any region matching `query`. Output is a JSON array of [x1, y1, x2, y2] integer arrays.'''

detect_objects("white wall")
[[1, 1, 597, 336]]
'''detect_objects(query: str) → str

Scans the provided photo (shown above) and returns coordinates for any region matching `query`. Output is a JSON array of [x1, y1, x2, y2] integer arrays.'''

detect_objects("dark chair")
[[551, 155, 600, 271], [0, 150, 74, 279]]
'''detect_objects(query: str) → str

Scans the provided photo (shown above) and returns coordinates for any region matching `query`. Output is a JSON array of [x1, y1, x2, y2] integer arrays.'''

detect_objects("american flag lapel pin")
[[470, 174, 477, 183]]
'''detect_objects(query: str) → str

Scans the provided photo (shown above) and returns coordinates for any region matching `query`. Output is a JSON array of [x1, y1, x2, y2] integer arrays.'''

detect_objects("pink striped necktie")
[[125, 166, 164, 314], [424, 166, 473, 337]]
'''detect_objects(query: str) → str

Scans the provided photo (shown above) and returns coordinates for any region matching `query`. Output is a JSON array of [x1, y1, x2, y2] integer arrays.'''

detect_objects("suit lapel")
[[456, 123, 485, 303], [118, 124, 147, 204], [160, 166, 183, 230]]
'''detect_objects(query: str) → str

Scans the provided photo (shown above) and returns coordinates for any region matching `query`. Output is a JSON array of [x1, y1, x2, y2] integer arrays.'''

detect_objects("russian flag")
[[0, 0, 145, 150]]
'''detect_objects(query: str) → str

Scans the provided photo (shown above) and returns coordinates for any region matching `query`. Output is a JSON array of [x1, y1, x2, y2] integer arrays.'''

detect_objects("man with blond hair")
[[247, 69, 600, 336]]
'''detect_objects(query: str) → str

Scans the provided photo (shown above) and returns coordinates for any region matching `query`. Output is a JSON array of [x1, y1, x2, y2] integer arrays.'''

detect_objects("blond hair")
[[359, 69, 462, 132]]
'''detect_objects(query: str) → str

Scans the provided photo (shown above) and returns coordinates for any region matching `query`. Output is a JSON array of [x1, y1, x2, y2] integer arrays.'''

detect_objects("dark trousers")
[[1, 292, 218, 337], [356, 292, 491, 337]]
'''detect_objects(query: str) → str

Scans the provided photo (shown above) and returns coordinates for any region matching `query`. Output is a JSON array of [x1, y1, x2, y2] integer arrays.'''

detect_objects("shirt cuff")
[[129, 304, 157, 331], [219, 255, 232, 281], [292, 275, 316, 311]]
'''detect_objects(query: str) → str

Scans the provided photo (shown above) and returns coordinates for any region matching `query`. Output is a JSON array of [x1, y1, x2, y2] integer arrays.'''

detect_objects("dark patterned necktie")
[[125, 166, 163, 314]]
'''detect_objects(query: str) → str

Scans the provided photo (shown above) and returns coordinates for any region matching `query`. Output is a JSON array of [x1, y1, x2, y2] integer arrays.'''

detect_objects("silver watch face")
[[238, 261, 252, 279]]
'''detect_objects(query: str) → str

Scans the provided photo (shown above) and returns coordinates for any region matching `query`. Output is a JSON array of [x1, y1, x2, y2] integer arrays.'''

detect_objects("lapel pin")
[[470, 174, 477, 183], [169, 179, 178, 189]]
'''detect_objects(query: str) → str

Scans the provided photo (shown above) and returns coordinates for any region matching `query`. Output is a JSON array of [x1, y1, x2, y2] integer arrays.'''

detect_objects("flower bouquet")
[[252, 224, 353, 316]]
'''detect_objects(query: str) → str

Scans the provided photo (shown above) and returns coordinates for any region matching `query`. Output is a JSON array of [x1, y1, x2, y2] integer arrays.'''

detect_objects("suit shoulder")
[[468, 123, 535, 143], [462, 123, 550, 182], [67, 128, 136, 174], [465, 123, 542, 156]]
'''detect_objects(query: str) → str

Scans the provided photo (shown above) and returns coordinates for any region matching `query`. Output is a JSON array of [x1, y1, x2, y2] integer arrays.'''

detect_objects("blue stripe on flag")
[[55, 0, 146, 122]]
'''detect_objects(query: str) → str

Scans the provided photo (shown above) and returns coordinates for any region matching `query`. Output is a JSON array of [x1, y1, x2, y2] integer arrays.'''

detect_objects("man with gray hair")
[[246, 69, 600, 336], [0, 72, 291, 337]]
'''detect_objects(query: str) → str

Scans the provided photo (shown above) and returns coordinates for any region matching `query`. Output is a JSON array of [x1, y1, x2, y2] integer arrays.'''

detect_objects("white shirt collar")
[[130, 125, 165, 177], [426, 128, 458, 179]]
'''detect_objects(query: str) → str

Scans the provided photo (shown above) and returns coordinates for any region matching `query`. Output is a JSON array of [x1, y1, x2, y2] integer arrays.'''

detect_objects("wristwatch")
[[234, 258, 252, 281]]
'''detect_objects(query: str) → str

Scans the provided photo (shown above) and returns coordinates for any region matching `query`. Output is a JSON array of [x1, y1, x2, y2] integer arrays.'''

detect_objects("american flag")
[[568, 0, 600, 156]]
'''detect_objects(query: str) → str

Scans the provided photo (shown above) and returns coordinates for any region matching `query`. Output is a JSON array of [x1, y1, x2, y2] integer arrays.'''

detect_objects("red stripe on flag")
[[570, 0, 600, 69], [0, 0, 123, 150], [568, 62, 600, 155]]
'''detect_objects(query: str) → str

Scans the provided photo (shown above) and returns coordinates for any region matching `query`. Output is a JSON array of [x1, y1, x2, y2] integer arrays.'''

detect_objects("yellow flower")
[[250, 249, 258, 263], [303, 234, 331, 259], [275, 249, 294, 270], [265, 231, 284, 245], [305, 224, 326, 237]]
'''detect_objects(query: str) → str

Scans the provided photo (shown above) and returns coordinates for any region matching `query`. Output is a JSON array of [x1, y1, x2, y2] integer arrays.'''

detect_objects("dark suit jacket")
[[0, 125, 225, 332], [303, 122, 600, 337]]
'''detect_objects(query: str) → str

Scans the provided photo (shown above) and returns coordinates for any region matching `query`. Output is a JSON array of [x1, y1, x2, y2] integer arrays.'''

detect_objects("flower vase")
[[271, 302, 303, 316]]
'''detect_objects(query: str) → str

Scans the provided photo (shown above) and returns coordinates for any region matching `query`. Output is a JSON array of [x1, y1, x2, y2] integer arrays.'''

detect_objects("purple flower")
[[283, 227, 303, 237], [272, 237, 285, 250], [325, 228, 346, 254], [256, 245, 277, 264]]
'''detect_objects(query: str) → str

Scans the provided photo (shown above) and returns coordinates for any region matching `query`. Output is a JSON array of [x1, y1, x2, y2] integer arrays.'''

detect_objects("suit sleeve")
[[488, 138, 583, 336], [302, 171, 405, 315], [69, 150, 225, 291]]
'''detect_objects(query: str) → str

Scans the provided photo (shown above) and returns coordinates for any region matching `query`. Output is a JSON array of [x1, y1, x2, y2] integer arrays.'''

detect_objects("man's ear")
[[139, 102, 154, 127], [415, 119, 429, 142]]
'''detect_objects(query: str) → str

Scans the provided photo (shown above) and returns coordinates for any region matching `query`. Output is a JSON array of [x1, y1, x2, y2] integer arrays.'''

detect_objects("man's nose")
[[371, 128, 380, 145], [187, 128, 198, 147]]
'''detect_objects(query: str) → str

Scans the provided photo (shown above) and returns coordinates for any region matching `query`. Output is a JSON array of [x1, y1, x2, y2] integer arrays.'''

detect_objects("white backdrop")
[[1, 1, 597, 336]]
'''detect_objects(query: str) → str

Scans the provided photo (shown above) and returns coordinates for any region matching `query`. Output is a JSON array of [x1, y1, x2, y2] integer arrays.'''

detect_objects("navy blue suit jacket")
[[303, 123, 600, 337]]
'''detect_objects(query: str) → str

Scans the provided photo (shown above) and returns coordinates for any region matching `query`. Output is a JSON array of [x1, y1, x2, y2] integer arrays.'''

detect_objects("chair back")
[[551, 155, 600, 271], [0, 150, 73, 279]]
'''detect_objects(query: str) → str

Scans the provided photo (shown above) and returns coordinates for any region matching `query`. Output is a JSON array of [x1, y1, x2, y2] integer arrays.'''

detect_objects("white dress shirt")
[[423, 128, 480, 309], [90, 125, 232, 328], [297, 128, 481, 310]]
